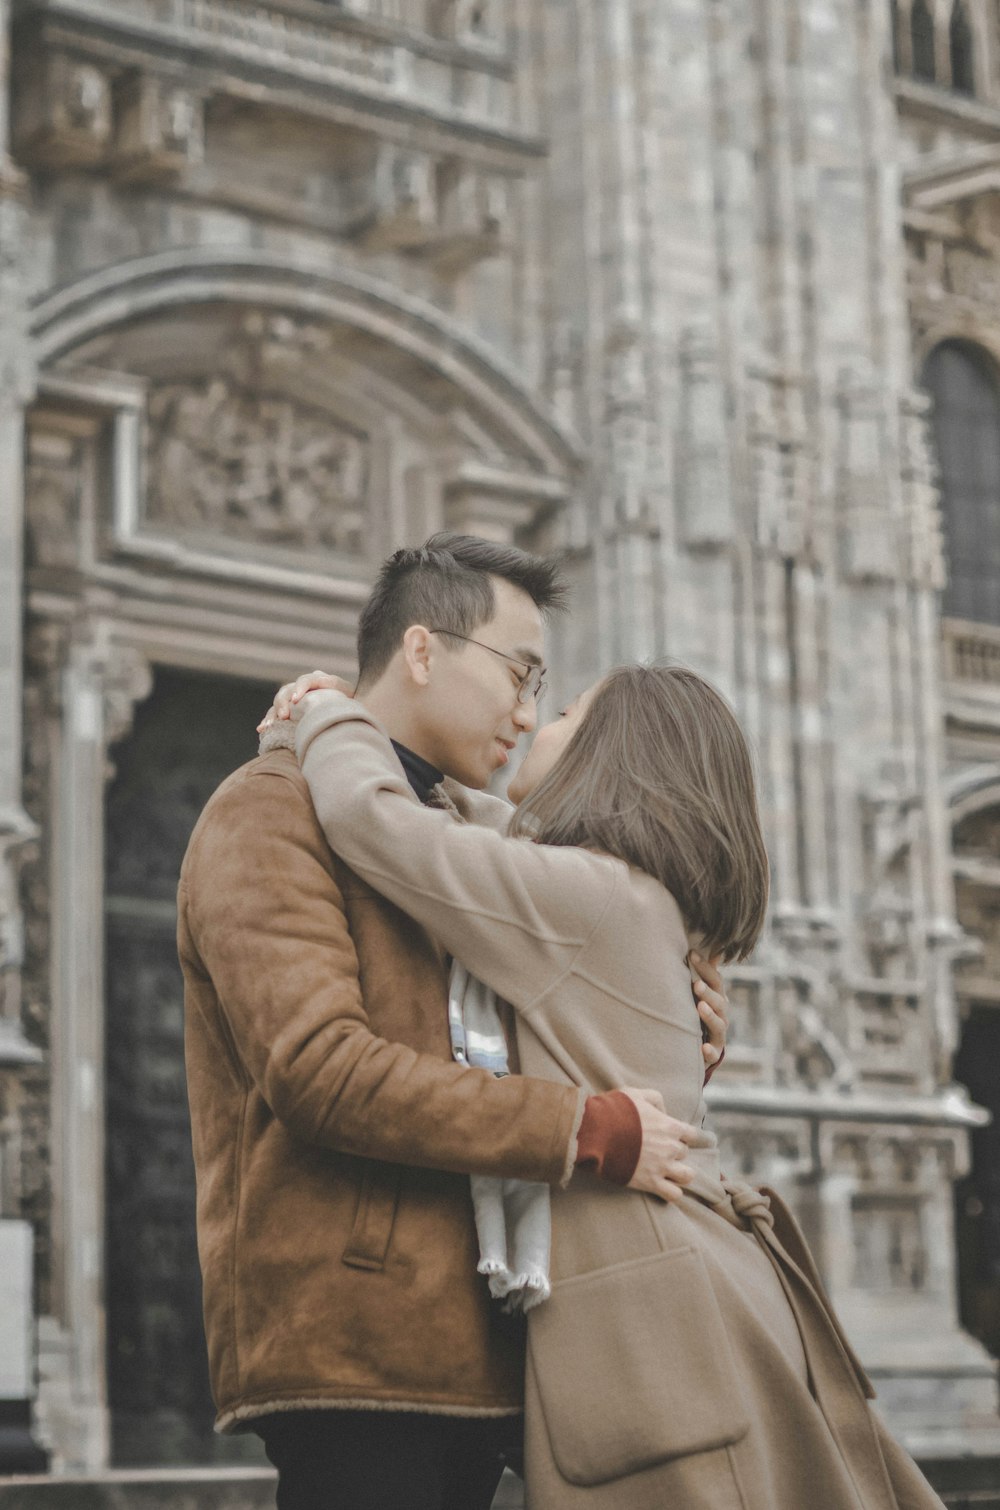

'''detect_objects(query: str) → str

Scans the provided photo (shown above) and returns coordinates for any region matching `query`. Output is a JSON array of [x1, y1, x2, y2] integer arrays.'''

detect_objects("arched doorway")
[[104, 667, 275, 1465]]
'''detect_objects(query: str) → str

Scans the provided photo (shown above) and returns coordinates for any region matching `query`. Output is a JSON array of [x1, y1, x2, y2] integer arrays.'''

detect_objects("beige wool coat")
[[294, 690, 946, 1510]]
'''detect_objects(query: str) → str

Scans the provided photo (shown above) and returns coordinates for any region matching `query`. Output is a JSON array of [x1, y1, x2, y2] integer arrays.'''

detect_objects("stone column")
[[0, 0, 49, 1472], [30, 624, 152, 1473]]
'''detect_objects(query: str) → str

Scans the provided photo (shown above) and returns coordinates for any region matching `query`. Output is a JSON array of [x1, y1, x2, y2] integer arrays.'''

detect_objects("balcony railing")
[[942, 617, 1000, 688]]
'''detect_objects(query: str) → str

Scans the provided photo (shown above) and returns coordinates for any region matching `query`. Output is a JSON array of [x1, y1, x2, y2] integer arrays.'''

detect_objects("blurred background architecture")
[[1, 0, 1000, 1503]]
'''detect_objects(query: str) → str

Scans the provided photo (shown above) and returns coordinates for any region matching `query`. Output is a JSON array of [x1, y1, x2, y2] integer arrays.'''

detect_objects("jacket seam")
[[531, 867, 623, 1179], [340, 853, 591, 946], [179, 881, 249, 1091], [229, 1092, 248, 1397], [522, 862, 622, 1019], [183, 761, 310, 938], [570, 965, 704, 1034]]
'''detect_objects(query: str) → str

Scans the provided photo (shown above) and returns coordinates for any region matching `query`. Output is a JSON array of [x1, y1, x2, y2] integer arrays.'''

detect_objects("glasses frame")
[[428, 629, 547, 704]]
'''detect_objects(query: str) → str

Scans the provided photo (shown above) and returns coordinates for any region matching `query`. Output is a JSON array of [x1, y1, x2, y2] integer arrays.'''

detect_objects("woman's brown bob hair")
[[510, 662, 769, 963]]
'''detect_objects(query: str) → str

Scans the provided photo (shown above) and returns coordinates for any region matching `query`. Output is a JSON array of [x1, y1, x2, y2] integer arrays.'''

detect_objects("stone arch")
[[946, 764, 1000, 829], [29, 248, 582, 479]]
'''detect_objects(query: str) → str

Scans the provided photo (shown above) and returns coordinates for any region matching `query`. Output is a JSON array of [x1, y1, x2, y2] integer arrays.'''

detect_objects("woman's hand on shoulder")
[[257, 671, 355, 734], [689, 951, 728, 1077]]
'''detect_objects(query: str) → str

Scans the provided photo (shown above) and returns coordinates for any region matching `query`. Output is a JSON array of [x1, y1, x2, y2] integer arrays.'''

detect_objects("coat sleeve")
[[180, 763, 584, 1183], [293, 691, 623, 1013]]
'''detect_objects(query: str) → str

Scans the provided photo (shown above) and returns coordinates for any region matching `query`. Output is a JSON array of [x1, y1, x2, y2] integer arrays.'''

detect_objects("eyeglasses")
[[429, 630, 547, 704]]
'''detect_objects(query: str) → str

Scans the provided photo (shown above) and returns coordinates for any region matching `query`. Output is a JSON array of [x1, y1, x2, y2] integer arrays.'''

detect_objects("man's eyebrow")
[[510, 646, 545, 669]]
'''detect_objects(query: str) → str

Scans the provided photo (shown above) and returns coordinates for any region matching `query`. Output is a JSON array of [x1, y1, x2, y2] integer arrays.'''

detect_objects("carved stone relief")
[[746, 366, 813, 561], [836, 379, 900, 583], [830, 1130, 962, 1296], [848, 986, 929, 1088], [25, 427, 87, 571], [676, 330, 732, 550], [899, 389, 947, 591], [143, 379, 370, 557], [712, 1117, 814, 1184], [953, 802, 1000, 999], [945, 245, 1000, 306], [858, 769, 922, 975], [111, 72, 204, 183], [17, 621, 69, 1314], [13, 51, 112, 168]]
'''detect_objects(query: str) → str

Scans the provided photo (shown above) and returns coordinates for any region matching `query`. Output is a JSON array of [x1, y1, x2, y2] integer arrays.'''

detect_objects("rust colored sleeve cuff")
[[574, 1091, 642, 1186], [703, 1045, 726, 1085]]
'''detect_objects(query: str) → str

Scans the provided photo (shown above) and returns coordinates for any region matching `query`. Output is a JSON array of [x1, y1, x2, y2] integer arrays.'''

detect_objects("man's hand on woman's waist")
[[575, 1090, 702, 1201]]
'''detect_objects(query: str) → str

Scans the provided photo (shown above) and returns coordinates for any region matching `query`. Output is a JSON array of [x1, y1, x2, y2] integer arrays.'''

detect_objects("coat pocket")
[[528, 1246, 750, 1486], [341, 1162, 402, 1272]]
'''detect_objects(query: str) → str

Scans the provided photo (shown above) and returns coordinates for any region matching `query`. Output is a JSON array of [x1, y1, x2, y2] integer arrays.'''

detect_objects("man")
[[179, 534, 728, 1510]]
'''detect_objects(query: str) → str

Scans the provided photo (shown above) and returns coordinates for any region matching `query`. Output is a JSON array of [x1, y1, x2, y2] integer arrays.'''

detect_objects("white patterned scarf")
[[448, 962, 552, 1313]]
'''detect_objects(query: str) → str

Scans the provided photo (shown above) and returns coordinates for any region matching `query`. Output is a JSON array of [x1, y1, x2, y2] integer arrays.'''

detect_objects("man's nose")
[[512, 697, 538, 735]]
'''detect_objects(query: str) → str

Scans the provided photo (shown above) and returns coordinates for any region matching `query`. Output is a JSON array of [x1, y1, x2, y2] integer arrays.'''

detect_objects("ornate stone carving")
[[836, 378, 900, 583], [429, 0, 500, 45], [858, 769, 922, 973], [443, 460, 566, 542], [111, 72, 204, 183], [899, 389, 947, 591], [102, 651, 154, 767], [851, 1192, 928, 1291], [848, 985, 930, 1088], [830, 1129, 963, 1294], [712, 1117, 814, 1184], [366, 148, 438, 250], [945, 245, 1000, 306], [24, 427, 85, 572], [676, 329, 732, 550], [428, 162, 506, 271], [143, 379, 370, 556], [746, 366, 813, 561], [16, 621, 71, 1309], [14, 52, 111, 169]]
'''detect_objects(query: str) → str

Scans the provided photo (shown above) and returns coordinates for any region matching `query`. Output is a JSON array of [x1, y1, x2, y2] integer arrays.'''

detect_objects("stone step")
[[4, 1465, 990, 1509], [0, 1467, 527, 1508], [0, 1468, 277, 1509]]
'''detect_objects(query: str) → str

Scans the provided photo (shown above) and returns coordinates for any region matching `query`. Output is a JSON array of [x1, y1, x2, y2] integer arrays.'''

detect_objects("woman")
[[261, 663, 944, 1510]]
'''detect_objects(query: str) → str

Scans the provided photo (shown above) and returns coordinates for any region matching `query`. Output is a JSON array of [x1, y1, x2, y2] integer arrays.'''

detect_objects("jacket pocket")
[[341, 1162, 402, 1272], [528, 1246, 750, 1486]]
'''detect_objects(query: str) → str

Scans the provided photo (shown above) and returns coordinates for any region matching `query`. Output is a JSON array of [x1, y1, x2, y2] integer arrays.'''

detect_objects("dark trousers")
[[255, 1407, 522, 1510]]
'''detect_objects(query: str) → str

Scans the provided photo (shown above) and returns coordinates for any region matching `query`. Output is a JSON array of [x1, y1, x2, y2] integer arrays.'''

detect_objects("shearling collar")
[[258, 718, 462, 816]]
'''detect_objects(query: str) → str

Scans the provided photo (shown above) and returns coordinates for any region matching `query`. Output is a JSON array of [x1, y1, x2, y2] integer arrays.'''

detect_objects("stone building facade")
[[1, 0, 999, 1490]]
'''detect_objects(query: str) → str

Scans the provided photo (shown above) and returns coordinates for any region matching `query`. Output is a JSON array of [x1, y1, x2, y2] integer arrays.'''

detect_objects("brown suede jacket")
[[178, 748, 585, 1431]]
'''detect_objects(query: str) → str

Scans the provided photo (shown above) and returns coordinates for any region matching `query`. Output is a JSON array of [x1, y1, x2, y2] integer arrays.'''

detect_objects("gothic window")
[[950, 0, 976, 92], [923, 341, 1000, 625], [892, 0, 980, 93], [911, 0, 938, 82]]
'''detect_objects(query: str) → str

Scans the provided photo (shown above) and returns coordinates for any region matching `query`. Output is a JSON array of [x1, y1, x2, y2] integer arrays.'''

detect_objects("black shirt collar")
[[391, 740, 444, 806]]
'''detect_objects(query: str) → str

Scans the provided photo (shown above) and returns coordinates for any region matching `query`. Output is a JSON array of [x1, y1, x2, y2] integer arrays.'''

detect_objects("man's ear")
[[401, 625, 433, 687]]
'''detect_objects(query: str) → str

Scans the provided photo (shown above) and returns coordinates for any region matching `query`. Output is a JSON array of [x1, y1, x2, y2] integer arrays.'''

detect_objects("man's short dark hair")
[[356, 532, 568, 687]]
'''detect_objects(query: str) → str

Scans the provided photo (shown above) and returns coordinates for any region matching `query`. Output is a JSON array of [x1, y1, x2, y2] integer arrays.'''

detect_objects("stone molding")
[[15, 0, 531, 157], [28, 249, 582, 477]]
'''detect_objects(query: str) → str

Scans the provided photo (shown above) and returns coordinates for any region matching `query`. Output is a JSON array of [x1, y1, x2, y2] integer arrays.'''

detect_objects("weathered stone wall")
[[0, 0, 997, 1477]]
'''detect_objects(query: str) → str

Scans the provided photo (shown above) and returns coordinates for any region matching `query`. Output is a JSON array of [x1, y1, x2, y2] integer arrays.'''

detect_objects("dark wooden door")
[[954, 1005, 1000, 1365], [104, 667, 275, 1466]]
